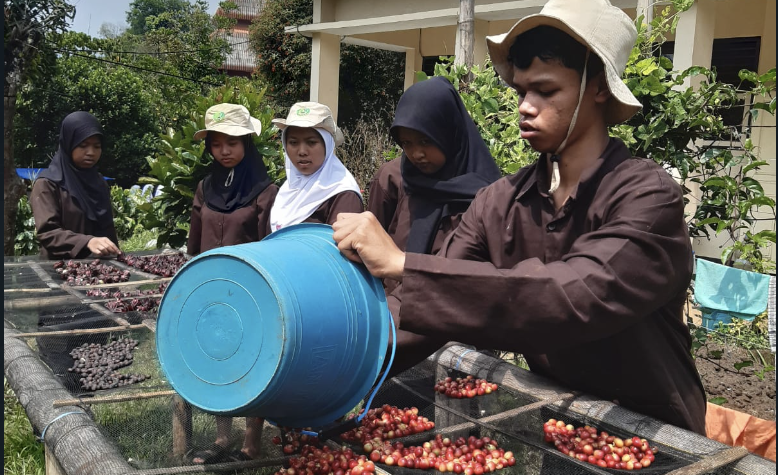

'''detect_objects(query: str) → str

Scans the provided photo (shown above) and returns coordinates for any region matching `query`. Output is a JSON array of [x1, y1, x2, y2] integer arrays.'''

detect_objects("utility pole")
[[454, 0, 475, 82]]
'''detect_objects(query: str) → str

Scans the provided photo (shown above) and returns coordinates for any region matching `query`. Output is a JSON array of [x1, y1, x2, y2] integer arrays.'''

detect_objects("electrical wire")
[[62, 51, 222, 86], [54, 39, 250, 57]]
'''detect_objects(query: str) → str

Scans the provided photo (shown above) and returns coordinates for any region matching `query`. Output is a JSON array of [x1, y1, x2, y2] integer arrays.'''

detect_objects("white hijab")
[[270, 127, 361, 232]]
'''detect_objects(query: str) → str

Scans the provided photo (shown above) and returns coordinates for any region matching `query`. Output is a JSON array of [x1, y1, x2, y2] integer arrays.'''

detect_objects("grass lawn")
[[4, 378, 45, 475]]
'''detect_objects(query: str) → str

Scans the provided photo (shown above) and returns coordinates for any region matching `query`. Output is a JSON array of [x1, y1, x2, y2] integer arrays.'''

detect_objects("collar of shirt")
[[515, 138, 630, 205]]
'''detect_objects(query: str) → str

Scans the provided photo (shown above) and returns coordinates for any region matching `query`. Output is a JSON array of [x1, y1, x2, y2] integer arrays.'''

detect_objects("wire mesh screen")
[[4, 255, 776, 475]]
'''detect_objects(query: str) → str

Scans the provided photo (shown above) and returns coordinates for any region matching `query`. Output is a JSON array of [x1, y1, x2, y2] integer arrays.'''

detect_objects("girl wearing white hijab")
[[270, 102, 362, 231]]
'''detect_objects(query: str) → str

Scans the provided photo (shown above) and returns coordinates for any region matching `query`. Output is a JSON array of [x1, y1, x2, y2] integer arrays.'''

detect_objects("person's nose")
[[518, 95, 538, 117]]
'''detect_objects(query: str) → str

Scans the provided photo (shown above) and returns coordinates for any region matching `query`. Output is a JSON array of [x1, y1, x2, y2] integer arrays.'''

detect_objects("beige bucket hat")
[[486, 0, 642, 125], [271, 102, 345, 146], [193, 103, 263, 141]]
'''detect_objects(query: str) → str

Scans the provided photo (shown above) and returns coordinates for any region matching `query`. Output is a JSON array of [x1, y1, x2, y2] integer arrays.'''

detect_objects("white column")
[[310, 32, 341, 121], [404, 49, 417, 90], [673, 0, 715, 88]]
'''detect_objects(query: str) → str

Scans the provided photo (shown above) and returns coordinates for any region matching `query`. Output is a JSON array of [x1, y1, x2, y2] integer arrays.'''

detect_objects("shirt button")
[[547, 223, 556, 231]]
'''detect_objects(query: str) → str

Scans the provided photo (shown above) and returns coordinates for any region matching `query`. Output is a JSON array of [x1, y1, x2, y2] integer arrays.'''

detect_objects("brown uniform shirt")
[[368, 159, 463, 294], [300, 191, 364, 227], [31, 178, 119, 260], [394, 139, 707, 434], [187, 182, 280, 255]]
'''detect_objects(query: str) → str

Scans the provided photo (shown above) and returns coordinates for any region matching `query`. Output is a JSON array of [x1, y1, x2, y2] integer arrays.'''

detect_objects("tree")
[[112, 0, 234, 123], [126, 0, 190, 35], [4, 0, 75, 256], [249, 0, 404, 127], [12, 1, 235, 186], [97, 22, 127, 39]]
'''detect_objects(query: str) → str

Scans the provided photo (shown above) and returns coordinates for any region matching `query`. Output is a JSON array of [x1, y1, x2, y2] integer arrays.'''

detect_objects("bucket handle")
[[269, 307, 398, 440]]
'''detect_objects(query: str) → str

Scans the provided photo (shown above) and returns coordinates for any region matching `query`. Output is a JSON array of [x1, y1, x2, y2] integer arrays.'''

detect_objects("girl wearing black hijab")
[[364, 76, 502, 380], [186, 103, 278, 464], [31, 111, 120, 259], [30, 111, 118, 395], [367, 76, 502, 293]]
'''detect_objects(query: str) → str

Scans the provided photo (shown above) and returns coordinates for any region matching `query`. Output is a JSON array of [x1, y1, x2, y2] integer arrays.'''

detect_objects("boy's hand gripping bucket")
[[156, 224, 391, 428]]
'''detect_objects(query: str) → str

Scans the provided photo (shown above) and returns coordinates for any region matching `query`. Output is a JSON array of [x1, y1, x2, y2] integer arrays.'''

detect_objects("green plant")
[[710, 313, 771, 350], [14, 194, 39, 256], [338, 119, 400, 192], [120, 228, 160, 252], [755, 365, 775, 382], [139, 78, 283, 249], [618, 3, 776, 273], [708, 396, 728, 406], [111, 185, 152, 241], [4, 0, 75, 256]]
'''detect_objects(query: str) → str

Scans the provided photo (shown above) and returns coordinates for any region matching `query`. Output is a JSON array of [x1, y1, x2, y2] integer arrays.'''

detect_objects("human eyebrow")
[[526, 77, 560, 88]]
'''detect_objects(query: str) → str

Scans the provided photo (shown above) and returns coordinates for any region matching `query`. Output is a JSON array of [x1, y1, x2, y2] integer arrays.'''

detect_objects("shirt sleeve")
[[324, 191, 364, 225], [367, 164, 400, 231], [256, 185, 278, 240], [30, 179, 93, 258], [397, 165, 693, 355], [187, 182, 204, 256]]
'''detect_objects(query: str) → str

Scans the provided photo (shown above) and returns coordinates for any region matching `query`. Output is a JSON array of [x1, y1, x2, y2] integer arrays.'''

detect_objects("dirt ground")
[[685, 300, 776, 421], [695, 341, 776, 421]]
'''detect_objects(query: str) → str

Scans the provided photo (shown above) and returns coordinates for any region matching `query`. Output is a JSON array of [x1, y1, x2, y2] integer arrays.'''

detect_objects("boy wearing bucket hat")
[[269, 101, 363, 231], [334, 0, 706, 435], [187, 103, 278, 463]]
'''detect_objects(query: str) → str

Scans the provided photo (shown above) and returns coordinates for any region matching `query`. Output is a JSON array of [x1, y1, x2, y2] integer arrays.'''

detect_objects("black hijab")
[[390, 76, 502, 254], [38, 111, 112, 224], [202, 134, 273, 213]]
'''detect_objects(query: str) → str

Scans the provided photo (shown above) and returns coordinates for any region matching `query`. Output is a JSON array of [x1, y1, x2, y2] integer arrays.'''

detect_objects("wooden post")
[[454, 0, 475, 81], [172, 395, 192, 459]]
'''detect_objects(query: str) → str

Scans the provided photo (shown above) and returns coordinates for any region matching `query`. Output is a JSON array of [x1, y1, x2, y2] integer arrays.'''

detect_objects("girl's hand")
[[332, 212, 405, 281], [87, 237, 121, 257]]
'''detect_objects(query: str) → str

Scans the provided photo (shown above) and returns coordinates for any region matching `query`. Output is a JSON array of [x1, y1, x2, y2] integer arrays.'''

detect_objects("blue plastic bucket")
[[156, 224, 391, 427], [700, 309, 754, 331]]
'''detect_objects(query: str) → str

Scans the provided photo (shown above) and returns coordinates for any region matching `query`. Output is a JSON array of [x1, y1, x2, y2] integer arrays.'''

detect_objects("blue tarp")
[[16, 168, 114, 181]]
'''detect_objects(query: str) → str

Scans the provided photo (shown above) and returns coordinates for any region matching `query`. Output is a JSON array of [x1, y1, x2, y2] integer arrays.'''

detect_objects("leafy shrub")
[[338, 119, 401, 194], [14, 195, 38, 256], [139, 78, 283, 249], [619, 5, 775, 271], [111, 185, 151, 241]]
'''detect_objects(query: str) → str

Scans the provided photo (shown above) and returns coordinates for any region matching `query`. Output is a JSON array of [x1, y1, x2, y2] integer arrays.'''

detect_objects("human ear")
[[593, 72, 611, 104]]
